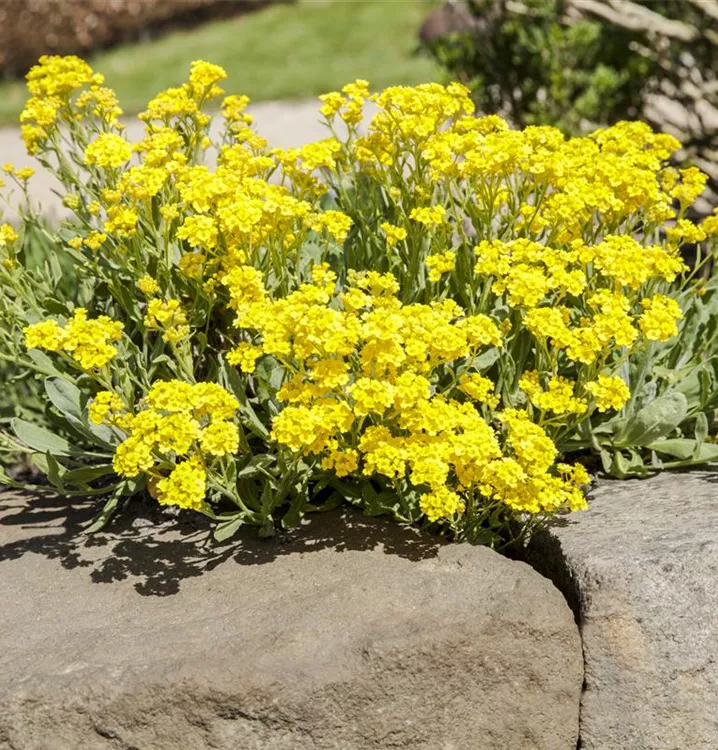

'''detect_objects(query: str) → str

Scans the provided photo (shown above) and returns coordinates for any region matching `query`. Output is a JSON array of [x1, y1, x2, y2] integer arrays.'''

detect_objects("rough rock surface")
[[530, 470, 718, 750], [0, 491, 582, 750]]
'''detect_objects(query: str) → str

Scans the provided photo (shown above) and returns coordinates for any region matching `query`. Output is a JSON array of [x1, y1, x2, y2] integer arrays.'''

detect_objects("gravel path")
[[0, 99, 364, 219]]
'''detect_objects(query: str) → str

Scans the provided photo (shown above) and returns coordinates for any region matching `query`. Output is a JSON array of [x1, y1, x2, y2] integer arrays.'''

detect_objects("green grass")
[[0, 0, 442, 125]]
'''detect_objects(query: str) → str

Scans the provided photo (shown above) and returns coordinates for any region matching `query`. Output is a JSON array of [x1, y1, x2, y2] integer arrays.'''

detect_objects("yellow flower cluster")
[[519, 372, 588, 416], [225, 263, 588, 520], [20, 55, 106, 153], [426, 251, 456, 282], [144, 299, 189, 343], [11, 59, 714, 541], [0, 223, 18, 247], [84, 133, 132, 169], [585, 375, 631, 413], [25, 309, 123, 370], [92, 380, 239, 510]]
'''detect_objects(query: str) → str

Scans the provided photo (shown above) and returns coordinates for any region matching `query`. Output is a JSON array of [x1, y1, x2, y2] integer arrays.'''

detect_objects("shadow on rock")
[[0, 489, 443, 597]]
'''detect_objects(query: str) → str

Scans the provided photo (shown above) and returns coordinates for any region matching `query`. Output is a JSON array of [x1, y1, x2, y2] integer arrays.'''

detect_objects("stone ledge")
[[0, 493, 581, 750], [530, 470, 718, 750]]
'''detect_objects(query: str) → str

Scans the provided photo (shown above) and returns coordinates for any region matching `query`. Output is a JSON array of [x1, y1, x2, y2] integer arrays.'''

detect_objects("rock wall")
[[3, 470, 716, 749], [531, 470, 718, 750], [0, 494, 582, 750]]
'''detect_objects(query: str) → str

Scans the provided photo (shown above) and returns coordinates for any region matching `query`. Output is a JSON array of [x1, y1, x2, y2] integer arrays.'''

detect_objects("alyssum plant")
[[1, 56, 718, 547]]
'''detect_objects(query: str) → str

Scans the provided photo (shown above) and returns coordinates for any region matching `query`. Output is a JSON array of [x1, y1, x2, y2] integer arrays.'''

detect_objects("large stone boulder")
[[0, 491, 582, 750], [531, 470, 718, 750]]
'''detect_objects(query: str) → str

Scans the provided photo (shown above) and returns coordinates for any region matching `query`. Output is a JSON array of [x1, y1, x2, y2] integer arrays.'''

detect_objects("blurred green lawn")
[[0, 0, 442, 125]]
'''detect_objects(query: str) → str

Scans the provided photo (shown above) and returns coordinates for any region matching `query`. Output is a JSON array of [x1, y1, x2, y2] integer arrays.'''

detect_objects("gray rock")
[[0, 491, 582, 750], [530, 470, 718, 750]]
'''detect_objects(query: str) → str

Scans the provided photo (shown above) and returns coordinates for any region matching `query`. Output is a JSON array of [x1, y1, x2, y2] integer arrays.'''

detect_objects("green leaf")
[[63, 464, 115, 487], [27, 349, 62, 377], [612, 449, 630, 478], [282, 500, 306, 529], [240, 401, 269, 439], [237, 454, 275, 478], [214, 514, 243, 542], [626, 449, 648, 477], [45, 377, 116, 448], [699, 369, 712, 409], [620, 392, 688, 446], [647, 438, 718, 462], [13, 418, 72, 456], [44, 451, 66, 491], [361, 481, 393, 517], [306, 493, 344, 514], [85, 493, 120, 534], [474, 347, 500, 371], [45, 377, 83, 421], [694, 412, 709, 459]]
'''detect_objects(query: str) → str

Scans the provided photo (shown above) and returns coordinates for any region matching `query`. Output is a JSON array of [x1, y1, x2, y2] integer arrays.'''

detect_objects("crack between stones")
[[523, 532, 587, 750]]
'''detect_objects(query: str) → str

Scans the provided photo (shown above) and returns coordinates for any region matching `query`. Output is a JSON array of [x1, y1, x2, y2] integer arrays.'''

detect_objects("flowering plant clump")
[[1, 56, 718, 547]]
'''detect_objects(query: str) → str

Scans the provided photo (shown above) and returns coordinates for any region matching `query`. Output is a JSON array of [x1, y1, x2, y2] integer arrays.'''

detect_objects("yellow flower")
[[306, 210, 353, 243], [409, 205, 446, 226], [426, 251, 456, 282], [322, 448, 359, 477], [380, 221, 407, 245], [665, 219, 706, 246], [84, 231, 107, 252], [25, 319, 66, 352], [156, 456, 207, 511], [190, 382, 239, 422], [318, 91, 344, 119], [104, 206, 138, 237], [147, 380, 195, 413], [639, 295, 682, 342], [227, 342, 264, 373], [189, 60, 227, 93], [349, 378, 395, 416], [420, 487, 465, 522], [585, 375, 630, 412], [21, 124, 48, 154], [519, 372, 587, 416], [138, 275, 160, 296], [459, 373, 499, 408], [84, 133, 132, 169], [199, 420, 240, 456], [26, 309, 122, 370], [88, 391, 124, 425], [144, 299, 189, 343], [502, 408, 557, 474], [0, 224, 18, 246], [26, 55, 95, 98], [177, 215, 218, 250], [113, 435, 155, 478], [222, 94, 251, 123]]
